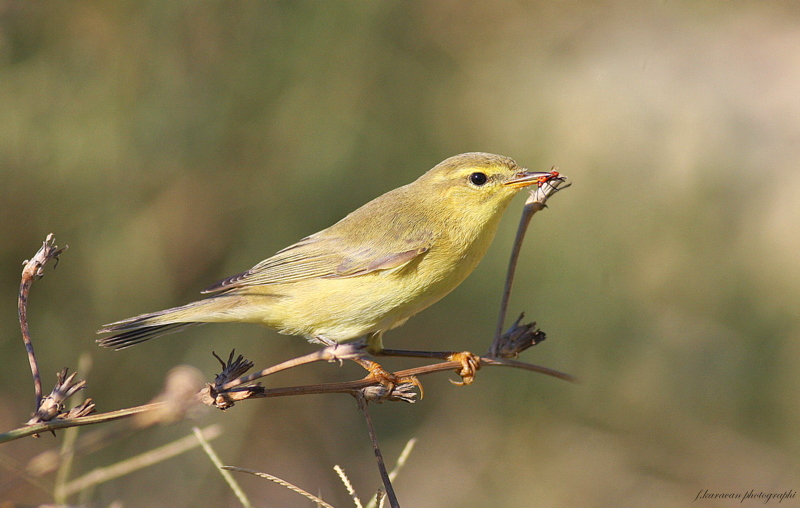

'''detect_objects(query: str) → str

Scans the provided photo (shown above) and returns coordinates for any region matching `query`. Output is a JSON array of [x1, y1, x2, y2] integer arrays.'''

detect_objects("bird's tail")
[[97, 295, 245, 350]]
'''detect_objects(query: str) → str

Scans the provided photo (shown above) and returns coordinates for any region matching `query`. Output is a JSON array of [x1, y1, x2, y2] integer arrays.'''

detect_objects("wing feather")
[[203, 184, 437, 293], [203, 235, 432, 293]]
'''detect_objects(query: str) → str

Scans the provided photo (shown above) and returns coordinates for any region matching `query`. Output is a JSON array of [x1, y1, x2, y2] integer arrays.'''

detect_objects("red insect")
[[536, 170, 561, 187]]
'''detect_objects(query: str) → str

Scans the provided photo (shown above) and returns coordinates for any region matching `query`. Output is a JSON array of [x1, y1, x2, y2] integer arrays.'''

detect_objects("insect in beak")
[[504, 170, 562, 189]]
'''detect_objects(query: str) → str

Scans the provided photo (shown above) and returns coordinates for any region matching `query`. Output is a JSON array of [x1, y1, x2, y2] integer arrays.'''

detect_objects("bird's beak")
[[503, 170, 554, 189]]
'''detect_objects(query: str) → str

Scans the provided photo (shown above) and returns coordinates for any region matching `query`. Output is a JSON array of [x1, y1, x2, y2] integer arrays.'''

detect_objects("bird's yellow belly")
[[249, 248, 484, 342]]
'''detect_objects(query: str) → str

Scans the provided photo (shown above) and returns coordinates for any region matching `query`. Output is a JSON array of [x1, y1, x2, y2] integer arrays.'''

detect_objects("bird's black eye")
[[469, 172, 488, 186]]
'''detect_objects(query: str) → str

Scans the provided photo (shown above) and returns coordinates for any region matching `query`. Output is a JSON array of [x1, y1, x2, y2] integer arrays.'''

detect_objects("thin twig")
[[0, 402, 167, 444], [57, 425, 221, 499], [204, 340, 573, 407], [193, 427, 252, 508], [494, 202, 540, 342], [220, 344, 361, 391], [243, 356, 575, 399], [494, 173, 569, 343], [355, 392, 399, 508], [481, 357, 577, 382], [222, 466, 336, 508], [366, 438, 416, 508], [1, 353, 574, 445], [19, 234, 67, 410], [0, 353, 572, 444]]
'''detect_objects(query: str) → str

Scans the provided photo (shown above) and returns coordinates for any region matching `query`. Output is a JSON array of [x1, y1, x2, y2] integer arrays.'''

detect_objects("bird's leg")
[[366, 331, 481, 386], [375, 348, 482, 386], [350, 333, 423, 398]]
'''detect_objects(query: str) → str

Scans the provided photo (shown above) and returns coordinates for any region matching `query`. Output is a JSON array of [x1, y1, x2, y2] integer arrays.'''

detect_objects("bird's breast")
[[258, 209, 506, 342]]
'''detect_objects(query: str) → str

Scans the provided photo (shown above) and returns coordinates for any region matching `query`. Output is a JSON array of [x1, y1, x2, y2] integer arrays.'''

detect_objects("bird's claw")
[[356, 358, 424, 400], [447, 351, 481, 386]]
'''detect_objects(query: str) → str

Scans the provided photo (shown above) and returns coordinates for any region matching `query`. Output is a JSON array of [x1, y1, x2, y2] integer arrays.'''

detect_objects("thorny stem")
[[19, 234, 67, 410]]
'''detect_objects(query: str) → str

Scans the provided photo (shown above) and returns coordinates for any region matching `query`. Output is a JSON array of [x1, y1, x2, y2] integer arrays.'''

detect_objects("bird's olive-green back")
[[204, 152, 524, 292]]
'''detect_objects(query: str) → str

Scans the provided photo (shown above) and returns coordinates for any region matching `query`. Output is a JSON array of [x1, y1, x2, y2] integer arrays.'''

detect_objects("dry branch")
[[19, 234, 68, 410]]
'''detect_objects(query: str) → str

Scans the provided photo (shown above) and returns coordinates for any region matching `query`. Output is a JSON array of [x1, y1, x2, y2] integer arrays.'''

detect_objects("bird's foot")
[[354, 358, 424, 400], [446, 351, 481, 386]]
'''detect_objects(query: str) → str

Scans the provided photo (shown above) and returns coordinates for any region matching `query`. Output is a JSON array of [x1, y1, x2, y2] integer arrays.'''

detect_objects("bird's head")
[[419, 152, 553, 219]]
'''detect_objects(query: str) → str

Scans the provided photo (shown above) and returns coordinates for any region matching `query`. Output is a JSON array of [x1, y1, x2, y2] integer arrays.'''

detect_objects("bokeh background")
[[2, 1, 799, 507]]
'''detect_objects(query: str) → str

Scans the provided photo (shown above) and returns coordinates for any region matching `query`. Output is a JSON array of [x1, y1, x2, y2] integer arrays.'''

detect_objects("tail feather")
[[97, 323, 200, 350], [97, 296, 243, 350]]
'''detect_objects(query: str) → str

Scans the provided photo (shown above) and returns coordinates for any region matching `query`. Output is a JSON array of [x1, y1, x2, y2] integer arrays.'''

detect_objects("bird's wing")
[[201, 233, 432, 293]]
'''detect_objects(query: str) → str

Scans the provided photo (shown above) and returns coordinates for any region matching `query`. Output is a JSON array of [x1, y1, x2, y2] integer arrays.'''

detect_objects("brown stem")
[[0, 402, 166, 444], [19, 234, 68, 410], [239, 356, 575, 400], [356, 392, 400, 508], [494, 202, 542, 341], [218, 344, 360, 391]]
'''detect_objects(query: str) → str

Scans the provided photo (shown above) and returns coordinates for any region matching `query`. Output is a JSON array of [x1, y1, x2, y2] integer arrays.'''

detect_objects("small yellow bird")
[[98, 152, 553, 355]]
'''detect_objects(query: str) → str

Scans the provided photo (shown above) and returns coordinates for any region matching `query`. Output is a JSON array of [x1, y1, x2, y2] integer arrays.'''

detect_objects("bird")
[[98, 152, 554, 363]]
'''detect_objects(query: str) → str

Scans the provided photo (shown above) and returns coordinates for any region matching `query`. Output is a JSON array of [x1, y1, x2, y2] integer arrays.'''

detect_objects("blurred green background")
[[2, 1, 799, 506]]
